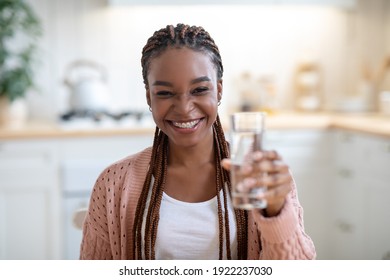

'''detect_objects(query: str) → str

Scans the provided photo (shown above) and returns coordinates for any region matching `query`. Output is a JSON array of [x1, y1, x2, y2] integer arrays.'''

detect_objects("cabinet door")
[[362, 177, 390, 259], [328, 172, 366, 259], [331, 131, 390, 259], [360, 135, 390, 259], [58, 135, 153, 259], [363, 136, 390, 181], [0, 191, 49, 259], [0, 140, 60, 260], [265, 129, 332, 259], [363, 136, 390, 259], [58, 135, 153, 160], [330, 131, 369, 259]]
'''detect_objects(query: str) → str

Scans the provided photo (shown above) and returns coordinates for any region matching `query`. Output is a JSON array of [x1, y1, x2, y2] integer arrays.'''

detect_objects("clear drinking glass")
[[230, 112, 267, 210]]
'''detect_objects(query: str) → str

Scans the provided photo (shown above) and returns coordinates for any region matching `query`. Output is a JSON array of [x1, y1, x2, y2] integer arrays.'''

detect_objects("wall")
[[344, 0, 389, 107], [25, 0, 390, 121], [382, 0, 390, 91]]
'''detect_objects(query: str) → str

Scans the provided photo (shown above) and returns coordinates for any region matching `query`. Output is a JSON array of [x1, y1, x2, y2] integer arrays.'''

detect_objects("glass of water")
[[230, 112, 267, 210]]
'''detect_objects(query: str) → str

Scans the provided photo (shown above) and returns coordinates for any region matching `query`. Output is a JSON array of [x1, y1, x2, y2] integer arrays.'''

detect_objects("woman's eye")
[[156, 91, 172, 97], [192, 87, 208, 95]]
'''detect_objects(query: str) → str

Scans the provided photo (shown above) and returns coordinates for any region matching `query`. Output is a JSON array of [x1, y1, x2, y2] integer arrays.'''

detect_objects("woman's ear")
[[217, 79, 223, 102], [146, 89, 151, 107]]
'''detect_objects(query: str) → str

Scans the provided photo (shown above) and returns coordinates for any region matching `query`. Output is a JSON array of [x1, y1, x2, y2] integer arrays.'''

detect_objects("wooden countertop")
[[0, 112, 389, 140], [265, 112, 390, 138]]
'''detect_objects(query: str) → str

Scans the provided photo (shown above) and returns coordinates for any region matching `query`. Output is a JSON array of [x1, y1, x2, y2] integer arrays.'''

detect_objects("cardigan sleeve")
[[252, 178, 317, 260], [79, 169, 113, 260], [80, 216, 113, 260]]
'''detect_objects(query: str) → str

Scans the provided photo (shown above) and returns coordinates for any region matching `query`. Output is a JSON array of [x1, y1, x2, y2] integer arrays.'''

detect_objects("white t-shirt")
[[142, 182, 238, 260]]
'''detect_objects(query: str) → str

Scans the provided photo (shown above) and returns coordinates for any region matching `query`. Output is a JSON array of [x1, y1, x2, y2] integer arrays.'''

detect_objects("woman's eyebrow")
[[152, 80, 173, 87], [152, 76, 211, 87], [191, 76, 211, 84]]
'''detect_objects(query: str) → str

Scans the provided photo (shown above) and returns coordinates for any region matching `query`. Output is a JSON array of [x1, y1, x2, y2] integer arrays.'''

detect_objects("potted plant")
[[0, 0, 42, 127]]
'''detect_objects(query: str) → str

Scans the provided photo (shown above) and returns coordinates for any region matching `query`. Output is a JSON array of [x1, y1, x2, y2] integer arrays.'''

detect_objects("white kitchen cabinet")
[[362, 135, 390, 181], [360, 135, 390, 260], [329, 130, 366, 259], [0, 134, 154, 260], [364, 178, 390, 260], [267, 129, 390, 260], [0, 140, 61, 260], [328, 171, 366, 259], [265, 129, 333, 259], [57, 134, 153, 259], [330, 130, 390, 260]]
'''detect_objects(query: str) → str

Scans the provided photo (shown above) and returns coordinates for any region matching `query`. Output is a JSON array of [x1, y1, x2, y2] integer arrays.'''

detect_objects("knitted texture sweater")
[[80, 147, 316, 260]]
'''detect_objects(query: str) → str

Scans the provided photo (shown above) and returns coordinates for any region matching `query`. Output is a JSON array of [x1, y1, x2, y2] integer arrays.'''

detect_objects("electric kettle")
[[64, 60, 110, 112]]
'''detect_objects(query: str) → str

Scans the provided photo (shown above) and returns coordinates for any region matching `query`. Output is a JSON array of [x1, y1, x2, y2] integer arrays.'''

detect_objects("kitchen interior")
[[0, 0, 389, 260]]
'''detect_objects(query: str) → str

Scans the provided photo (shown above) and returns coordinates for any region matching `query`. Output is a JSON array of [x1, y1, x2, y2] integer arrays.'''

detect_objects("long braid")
[[149, 135, 168, 259], [213, 120, 230, 259], [134, 23, 248, 260], [215, 173, 224, 259], [133, 127, 162, 259]]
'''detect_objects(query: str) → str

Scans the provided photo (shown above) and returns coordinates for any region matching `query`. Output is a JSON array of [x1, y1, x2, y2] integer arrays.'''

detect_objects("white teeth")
[[172, 119, 200, 128]]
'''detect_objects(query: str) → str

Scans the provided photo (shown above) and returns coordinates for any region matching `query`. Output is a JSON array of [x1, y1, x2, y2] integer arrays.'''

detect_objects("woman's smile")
[[170, 118, 203, 129]]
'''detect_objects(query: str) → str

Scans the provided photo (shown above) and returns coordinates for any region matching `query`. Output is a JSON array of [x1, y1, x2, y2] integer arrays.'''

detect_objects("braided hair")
[[133, 23, 248, 260]]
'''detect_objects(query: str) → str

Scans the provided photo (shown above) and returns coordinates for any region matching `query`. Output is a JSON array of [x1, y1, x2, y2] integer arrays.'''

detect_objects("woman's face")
[[146, 47, 222, 149]]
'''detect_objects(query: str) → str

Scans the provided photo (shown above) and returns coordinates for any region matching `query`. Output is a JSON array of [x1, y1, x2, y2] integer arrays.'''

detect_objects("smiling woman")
[[79, 23, 316, 260]]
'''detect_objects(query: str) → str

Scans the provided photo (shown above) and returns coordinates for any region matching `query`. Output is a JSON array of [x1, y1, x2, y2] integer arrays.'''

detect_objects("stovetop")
[[58, 110, 154, 129]]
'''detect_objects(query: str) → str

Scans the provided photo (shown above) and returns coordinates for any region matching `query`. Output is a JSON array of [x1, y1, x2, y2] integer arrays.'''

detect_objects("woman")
[[80, 23, 316, 260]]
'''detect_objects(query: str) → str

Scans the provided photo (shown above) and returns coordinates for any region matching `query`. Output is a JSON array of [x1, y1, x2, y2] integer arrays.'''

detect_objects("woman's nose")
[[174, 94, 194, 113]]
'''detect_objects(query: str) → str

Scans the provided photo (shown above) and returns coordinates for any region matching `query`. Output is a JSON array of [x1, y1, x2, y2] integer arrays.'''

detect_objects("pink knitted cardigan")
[[80, 147, 316, 260]]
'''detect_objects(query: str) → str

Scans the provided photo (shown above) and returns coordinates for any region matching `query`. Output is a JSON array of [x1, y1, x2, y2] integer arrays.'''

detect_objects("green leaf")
[[0, 0, 42, 100]]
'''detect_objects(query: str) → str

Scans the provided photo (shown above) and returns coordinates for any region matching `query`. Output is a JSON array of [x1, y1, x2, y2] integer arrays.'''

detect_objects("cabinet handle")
[[336, 221, 354, 233], [382, 251, 390, 260], [340, 133, 354, 143], [338, 168, 353, 178]]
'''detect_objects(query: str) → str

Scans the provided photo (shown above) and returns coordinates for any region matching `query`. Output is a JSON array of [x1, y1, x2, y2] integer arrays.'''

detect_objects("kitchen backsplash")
[[25, 0, 390, 122]]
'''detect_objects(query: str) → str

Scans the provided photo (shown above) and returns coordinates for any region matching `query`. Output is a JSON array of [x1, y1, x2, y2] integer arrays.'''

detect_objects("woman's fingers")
[[221, 158, 231, 171], [255, 160, 289, 174], [223, 150, 292, 216], [257, 171, 291, 186], [237, 171, 291, 191], [239, 160, 290, 178], [253, 150, 281, 162], [222, 150, 282, 171], [259, 181, 292, 216], [262, 182, 292, 201]]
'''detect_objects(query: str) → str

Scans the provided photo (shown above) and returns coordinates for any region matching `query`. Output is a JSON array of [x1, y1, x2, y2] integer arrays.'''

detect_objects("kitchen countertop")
[[265, 112, 390, 138], [0, 111, 389, 140]]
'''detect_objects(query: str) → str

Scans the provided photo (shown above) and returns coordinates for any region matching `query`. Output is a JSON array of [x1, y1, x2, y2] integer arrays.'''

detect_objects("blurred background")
[[7, 0, 390, 120], [0, 0, 389, 260]]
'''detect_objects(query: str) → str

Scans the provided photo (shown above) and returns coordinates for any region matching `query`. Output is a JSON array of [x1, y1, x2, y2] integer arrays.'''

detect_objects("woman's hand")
[[221, 150, 292, 217]]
